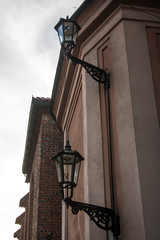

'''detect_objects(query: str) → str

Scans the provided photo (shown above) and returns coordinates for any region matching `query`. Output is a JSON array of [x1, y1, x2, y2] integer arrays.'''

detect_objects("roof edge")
[[22, 97, 50, 181]]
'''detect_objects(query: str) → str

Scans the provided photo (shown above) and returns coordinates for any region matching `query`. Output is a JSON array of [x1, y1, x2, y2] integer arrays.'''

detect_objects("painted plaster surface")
[[68, 90, 85, 240], [82, 51, 106, 240], [124, 20, 160, 240]]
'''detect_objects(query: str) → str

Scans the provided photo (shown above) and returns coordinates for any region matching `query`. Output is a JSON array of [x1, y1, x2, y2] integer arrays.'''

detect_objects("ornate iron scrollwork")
[[65, 53, 110, 89], [64, 198, 120, 237], [61, 52, 120, 237]]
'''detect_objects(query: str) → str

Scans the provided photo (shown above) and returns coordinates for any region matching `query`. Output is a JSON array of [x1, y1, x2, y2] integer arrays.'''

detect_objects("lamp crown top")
[[65, 140, 71, 150]]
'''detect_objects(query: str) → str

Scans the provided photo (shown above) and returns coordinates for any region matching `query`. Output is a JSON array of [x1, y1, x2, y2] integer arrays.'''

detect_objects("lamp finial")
[[65, 140, 71, 150]]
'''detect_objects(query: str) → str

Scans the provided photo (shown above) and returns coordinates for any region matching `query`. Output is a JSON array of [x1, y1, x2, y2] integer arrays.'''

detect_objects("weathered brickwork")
[[14, 98, 63, 240], [37, 114, 62, 240]]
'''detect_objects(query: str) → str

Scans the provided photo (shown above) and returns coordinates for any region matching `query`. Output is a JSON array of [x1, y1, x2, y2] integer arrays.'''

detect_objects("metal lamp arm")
[[65, 52, 110, 88], [64, 198, 120, 237]]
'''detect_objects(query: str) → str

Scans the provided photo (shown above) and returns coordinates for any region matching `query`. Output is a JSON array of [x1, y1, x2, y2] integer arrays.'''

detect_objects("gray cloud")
[[0, 0, 84, 239]]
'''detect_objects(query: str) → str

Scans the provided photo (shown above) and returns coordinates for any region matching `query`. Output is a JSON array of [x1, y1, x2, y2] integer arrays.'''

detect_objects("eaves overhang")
[[22, 97, 50, 182], [49, 1, 91, 129], [14, 228, 21, 239], [19, 192, 29, 208], [15, 212, 25, 225]]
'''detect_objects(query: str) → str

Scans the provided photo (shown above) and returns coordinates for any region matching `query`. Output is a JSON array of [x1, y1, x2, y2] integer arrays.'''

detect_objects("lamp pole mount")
[[64, 198, 120, 237], [54, 16, 120, 238], [65, 52, 110, 89]]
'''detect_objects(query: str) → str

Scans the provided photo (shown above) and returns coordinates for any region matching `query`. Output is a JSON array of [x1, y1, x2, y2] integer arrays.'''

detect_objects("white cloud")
[[0, 0, 84, 239]]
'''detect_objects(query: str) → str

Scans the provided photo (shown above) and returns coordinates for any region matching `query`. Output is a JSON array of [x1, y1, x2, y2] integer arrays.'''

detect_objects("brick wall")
[[14, 98, 63, 240], [28, 110, 63, 240], [37, 113, 63, 240]]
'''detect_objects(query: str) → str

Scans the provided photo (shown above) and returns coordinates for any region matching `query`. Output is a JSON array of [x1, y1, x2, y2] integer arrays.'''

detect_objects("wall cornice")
[[50, 0, 160, 130]]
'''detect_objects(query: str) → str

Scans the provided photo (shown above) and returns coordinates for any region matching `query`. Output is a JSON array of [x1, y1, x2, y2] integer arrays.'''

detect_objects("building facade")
[[14, 97, 63, 240], [50, 0, 160, 240]]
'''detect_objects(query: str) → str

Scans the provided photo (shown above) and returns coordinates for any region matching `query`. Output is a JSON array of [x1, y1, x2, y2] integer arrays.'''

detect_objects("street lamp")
[[54, 16, 81, 55], [54, 16, 120, 237], [51, 140, 84, 200], [52, 141, 120, 237], [54, 16, 110, 88]]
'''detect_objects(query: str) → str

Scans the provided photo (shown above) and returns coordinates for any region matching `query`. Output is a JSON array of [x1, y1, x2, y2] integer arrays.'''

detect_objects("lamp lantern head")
[[52, 140, 84, 200], [54, 16, 81, 54]]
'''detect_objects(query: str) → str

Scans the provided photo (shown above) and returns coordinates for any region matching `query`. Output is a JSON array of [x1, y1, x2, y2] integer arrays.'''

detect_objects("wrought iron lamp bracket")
[[65, 52, 110, 89], [64, 198, 120, 237]]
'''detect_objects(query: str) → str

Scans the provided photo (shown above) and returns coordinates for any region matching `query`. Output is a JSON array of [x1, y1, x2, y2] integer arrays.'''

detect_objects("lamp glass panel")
[[63, 153, 75, 183], [55, 155, 62, 183], [63, 164, 73, 183], [57, 24, 64, 44], [64, 22, 73, 41], [73, 24, 78, 44], [74, 160, 81, 185]]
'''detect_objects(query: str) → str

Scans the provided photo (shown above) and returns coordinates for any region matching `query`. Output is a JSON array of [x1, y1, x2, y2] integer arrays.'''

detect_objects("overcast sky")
[[0, 0, 84, 239]]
